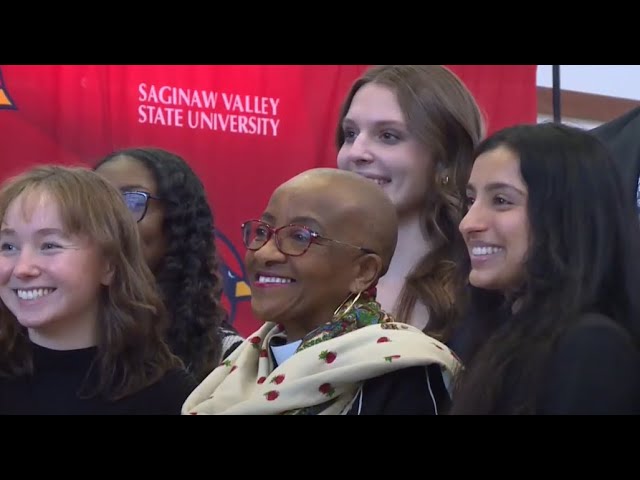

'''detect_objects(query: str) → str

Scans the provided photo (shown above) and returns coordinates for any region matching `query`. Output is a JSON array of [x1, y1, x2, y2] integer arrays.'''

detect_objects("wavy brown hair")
[[336, 65, 485, 341], [0, 165, 182, 400]]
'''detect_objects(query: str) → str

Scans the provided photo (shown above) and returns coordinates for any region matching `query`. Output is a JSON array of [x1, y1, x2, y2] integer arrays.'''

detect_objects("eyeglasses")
[[122, 191, 162, 223], [241, 219, 376, 257]]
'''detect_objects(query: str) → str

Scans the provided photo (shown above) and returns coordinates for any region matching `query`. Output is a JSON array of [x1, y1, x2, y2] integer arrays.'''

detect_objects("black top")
[[535, 314, 640, 415], [0, 343, 197, 415], [446, 286, 511, 364], [347, 364, 451, 415], [488, 313, 640, 415]]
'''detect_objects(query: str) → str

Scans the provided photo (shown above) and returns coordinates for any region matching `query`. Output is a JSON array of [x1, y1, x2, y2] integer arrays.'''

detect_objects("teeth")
[[16, 288, 55, 300], [471, 246, 503, 256], [258, 276, 293, 284], [368, 178, 389, 186]]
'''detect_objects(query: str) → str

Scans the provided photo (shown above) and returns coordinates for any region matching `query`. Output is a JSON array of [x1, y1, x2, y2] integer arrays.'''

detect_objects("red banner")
[[0, 65, 537, 335]]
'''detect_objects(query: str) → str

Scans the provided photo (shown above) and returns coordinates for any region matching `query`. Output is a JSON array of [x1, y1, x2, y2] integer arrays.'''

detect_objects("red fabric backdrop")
[[0, 65, 537, 335]]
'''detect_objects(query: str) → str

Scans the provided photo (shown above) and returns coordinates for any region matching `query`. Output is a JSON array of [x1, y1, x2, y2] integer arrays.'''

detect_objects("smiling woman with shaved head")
[[182, 168, 461, 415]]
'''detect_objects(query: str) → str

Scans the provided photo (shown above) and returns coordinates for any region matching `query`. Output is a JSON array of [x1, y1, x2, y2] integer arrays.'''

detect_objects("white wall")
[[536, 65, 640, 101], [537, 114, 602, 130]]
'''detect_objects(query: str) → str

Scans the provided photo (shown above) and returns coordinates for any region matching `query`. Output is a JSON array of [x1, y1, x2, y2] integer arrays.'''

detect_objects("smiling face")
[[0, 190, 113, 349], [459, 146, 530, 293], [337, 82, 434, 217], [95, 155, 167, 273], [244, 182, 369, 340]]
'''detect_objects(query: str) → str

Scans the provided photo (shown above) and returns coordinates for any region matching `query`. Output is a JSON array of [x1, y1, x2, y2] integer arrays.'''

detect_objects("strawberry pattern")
[[319, 350, 337, 364], [181, 291, 462, 416], [318, 383, 335, 397], [264, 390, 279, 401]]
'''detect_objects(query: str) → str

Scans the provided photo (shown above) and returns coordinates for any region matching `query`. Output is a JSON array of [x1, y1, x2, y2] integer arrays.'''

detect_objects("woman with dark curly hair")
[[95, 148, 243, 383]]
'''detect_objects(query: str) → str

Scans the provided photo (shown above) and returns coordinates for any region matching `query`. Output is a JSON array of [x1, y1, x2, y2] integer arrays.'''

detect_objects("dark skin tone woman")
[[183, 169, 461, 415]]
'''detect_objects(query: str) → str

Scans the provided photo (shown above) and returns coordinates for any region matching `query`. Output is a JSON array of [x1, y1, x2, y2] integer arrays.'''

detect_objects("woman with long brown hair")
[[337, 65, 485, 343]]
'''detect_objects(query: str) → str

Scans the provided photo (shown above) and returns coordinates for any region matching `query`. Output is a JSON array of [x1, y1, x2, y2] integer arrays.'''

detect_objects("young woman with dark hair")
[[451, 123, 640, 415]]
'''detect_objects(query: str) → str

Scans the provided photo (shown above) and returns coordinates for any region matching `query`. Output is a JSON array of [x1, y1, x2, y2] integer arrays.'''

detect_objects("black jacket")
[[346, 364, 451, 415], [591, 106, 640, 214]]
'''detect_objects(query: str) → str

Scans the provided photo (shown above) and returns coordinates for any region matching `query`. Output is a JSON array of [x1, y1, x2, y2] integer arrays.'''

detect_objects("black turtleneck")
[[0, 343, 197, 415]]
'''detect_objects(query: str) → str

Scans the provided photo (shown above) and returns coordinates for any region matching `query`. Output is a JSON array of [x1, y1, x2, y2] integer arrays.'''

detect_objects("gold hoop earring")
[[333, 291, 363, 318]]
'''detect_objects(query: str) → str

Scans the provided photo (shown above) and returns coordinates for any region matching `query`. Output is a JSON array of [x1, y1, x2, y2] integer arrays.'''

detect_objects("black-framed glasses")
[[241, 219, 376, 257], [122, 191, 162, 223]]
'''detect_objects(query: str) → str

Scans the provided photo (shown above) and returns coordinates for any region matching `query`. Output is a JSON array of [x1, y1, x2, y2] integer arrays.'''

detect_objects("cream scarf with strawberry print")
[[182, 294, 462, 415]]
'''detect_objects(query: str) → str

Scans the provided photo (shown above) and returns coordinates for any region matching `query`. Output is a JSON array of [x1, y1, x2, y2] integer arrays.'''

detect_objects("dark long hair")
[[0, 166, 182, 400], [336, 65, 485, 342], [450, 123, 640, 414], [96, 148, 225, 382]]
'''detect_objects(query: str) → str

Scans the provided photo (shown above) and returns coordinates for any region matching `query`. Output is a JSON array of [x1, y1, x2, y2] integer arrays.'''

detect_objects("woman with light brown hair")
[[337, 65, 485, 343], [0, 165, 196, 414]]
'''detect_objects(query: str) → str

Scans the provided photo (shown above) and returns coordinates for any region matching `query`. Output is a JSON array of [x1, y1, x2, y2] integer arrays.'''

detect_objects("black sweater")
[[534, 314, 640, 415], [454, 313, 640, 415], [0, 343, 197, 415]]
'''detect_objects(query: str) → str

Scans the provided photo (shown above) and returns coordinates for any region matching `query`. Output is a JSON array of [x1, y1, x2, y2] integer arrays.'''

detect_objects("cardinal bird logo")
[[214, 228, 251, 325], [0, 68, 16, 110]]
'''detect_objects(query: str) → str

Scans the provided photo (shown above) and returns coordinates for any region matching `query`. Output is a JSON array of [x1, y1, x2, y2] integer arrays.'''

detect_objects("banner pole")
[[552, 65, 562, 122]]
